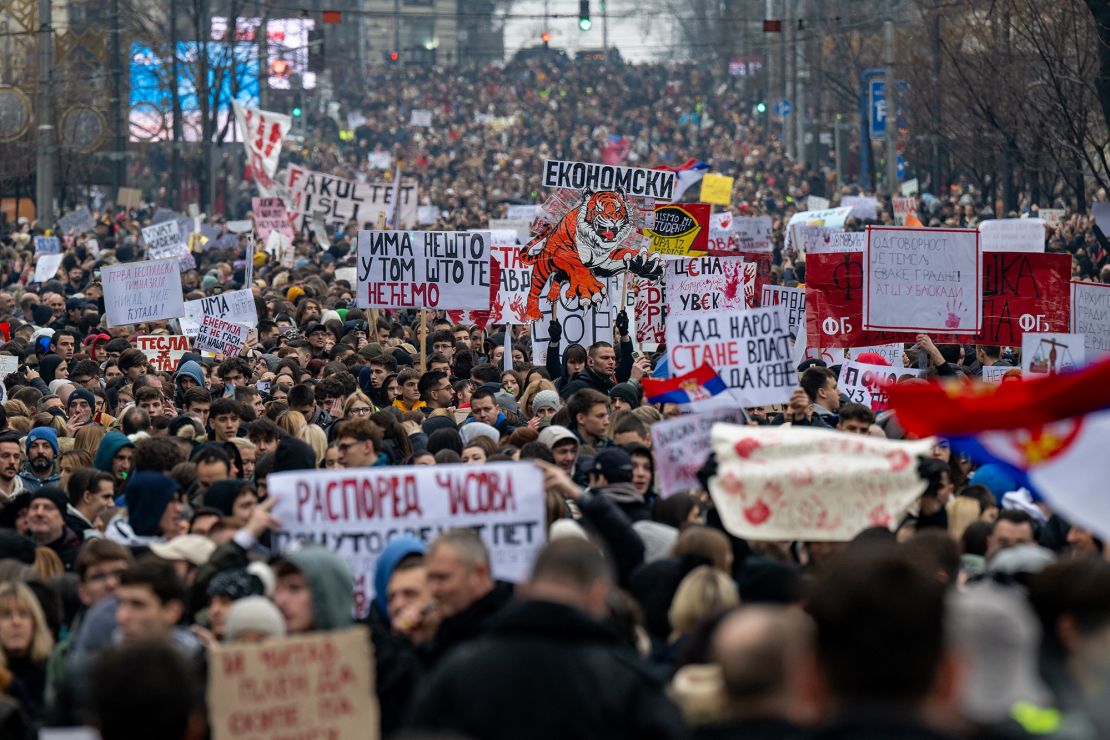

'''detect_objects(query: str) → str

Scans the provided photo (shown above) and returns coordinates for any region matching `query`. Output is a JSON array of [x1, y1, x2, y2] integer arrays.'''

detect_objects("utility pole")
[[258, 14, 269, 109], [109, 0, 125, 195], [393, 0, 401, 58], [35, 0, 54, 225], [601, 0, 608, 51], [170, 0, 182, 210], [783, 0, 792, 158], [794, 0, 805, 168], [883, 13, 898, 195], [834, 116, 843, 188]]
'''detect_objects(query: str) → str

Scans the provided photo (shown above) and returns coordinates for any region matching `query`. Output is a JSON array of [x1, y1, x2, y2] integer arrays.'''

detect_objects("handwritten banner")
[[284, 166, 419, 232], [664, 257, 754, 313], [802, 229, 865, 254], [102, 259, 185, 327], [181, 289, 259, 336], [268, 463, 546, 618], [979, 252, 1069, 346], [488, 244, 531, 324], [837, 361, 922, 411], [195, 315, 249, 356], [1070, 281, 1110, 358], [251, 196, 294, 242], [666, 304, 795, 407], [647, 203, 709, 256], [634, 277, 665, 348], [760, 285, 805, 335], [135, 335, 191, 372], [530, 276, 618, 366], [785, 206, 853, 251], [542, 159, 676, 201], [979, 218, 1046, 253], [357, 230, 491, 310], [652, 409, 747, 498]]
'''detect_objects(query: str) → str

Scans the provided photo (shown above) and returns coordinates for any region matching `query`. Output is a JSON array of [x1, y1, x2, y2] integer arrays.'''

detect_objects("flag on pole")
[[653, 159, 710, 201]]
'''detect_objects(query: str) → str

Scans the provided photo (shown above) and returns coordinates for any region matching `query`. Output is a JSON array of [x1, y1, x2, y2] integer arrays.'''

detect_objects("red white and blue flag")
[[642, 363, 729, 407], [654, 159, 710, 201], [887, 356, 1110, 538]]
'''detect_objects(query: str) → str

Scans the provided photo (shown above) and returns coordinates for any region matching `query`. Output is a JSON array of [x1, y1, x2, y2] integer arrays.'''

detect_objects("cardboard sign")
[[530, 276, 619, 366], [652, 408, 748, 498], [33, 236, 60, 255], [633, 277, 665, 349], [251, 196, 294, 242], [367, 150, 392, 170], [101, 259, 186, 327], [195, 315, 249, 356], [1040, 209, 1065, 227], [181, 289, 259, 336], [268, 463, 546, 618], [33, 253, 64, 284], [356, 230, 491, 310], [837, 361, 922, 411], [892, 197, 916, 226], [806, 195, 830, 212], [841, 195, 879, 221], [117, 186, 144, 209], [666, 304, 795, 407], [710, 424, 933, 541], [785, 206, 852, 251], [541, 159, 676, 201], [730, 216, 774, 254], [699, 173, 734, 206], [141, 220, 184, 254], [647, 203, 709, 256], [901, 178, 920, 196], [979, 252, 1070, 346], [665, 257, 754, 313], [284, 166, 419, 232], [1071, 281, 1110, 357], [488, 244, 531, 324], [57, 207, 94, 236], [864, 226, 981, 334], [208, 626, 377, 740], [410, 109, 433, 127], [979, 218, 1046, 253], [135, 335, 191, 372], [1021, 332, 1085, 375], [760, 285, 806, 335], [981, 365, 1016, 383], [801, 229, 865, 254]]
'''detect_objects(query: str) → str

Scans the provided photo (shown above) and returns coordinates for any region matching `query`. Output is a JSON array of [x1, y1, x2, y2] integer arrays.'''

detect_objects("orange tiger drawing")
[[519, 190, 663, 320]]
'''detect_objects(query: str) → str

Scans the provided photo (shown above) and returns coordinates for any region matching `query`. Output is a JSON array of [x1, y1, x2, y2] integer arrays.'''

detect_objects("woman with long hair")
[[0, 581, 54, 721]]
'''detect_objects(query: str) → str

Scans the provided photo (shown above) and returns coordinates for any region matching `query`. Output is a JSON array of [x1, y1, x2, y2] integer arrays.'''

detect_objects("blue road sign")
[[774, 98, 793, 116], [869, 79, 887, 140]]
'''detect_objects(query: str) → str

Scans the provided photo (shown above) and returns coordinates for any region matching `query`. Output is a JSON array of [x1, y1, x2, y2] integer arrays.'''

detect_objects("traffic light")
[[541, 32, 551, 46], [388, 51, 399, 62], [292, 106, 303, 117], [578, 0, 591, 31], [755, 101, 766, 113]]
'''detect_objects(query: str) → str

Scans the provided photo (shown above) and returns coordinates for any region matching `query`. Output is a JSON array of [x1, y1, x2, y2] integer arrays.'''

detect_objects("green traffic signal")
[[756, 102, 766, 113], [579, 17, 592, 30], [292, 107, 303, 117]]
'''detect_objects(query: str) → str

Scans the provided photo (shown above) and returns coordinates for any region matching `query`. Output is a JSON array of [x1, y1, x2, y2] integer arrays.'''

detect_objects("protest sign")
[[699, 173, 734, 206], [0, 357, 18, 387], [268, 230, 294, 269], [506, 204, 542, 221], [488, 218, 533, 245], [652, 408, 748, 498], [541, 159, 676, 200], [57, 207, 94, 235], [979, 218, 1046, 253], [309, 211, 331, 249], [268, 463, 546, 617], [666, 304, 795, 407], [1070, 281, 1110, 357], [33, 236, 60, 255], [802, 229, 865, 254], [892, 197, 916, 225], [134, 335, 191, 372], [232, 102, 291, 180], [1092, 202, 1110, 235], [1021, 333, 1085, 375], [251, 196, 294, 242], [864, 226, 981, 334], [33, 253, 64, 284], [646, 203, 709, 256], [368, 150, 392, 170], [707, 212, 740, 254], [530, 276, 619, 366], [731, 216, 774, 253], [982, 365, 1016, 383], [760, 285, 805, 335], [195, 315, 250, 356], [410, 109, 433, 127], [101, 259, 185, 327], [633, 277, 665, 348], [284, 166, 419, 232], [356, 230, 491, 310], [665, 257, 754, 313], [841, 195, 879, 221], [979, 252, 1069, 346], [141, 220, 183, 255], [1040, 209, 1065, 227], [806, 195, 830, 211], [710, 424, 934, 541], [848, 343, 905, 367], [901, 178, 920, 196], [335, 267, 357, 287], [181, 288, 259, 336], [785, 206, 853, 251], [117, 186, 143, 209], [837, 360, 922, 411], [487, 244, 531, 324], [208, 626, 376, 740], [417, 205, 441, 225]]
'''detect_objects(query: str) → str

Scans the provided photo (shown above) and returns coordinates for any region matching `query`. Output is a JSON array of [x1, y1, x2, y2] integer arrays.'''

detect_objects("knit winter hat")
[[531, 390, 561, 414], [224, 596, 287, 641]]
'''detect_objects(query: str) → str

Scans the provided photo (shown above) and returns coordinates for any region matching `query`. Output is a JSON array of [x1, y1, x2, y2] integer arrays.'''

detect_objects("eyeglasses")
[[347, 406, 372, 415], [336, 441, 364, 453], [86, 568, 127, 583]]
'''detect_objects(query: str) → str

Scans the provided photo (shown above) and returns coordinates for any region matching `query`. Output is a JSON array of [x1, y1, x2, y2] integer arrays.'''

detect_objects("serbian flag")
[[643, 363, 729, 406], [654, 159, 710, 201], [887, 355, 1110, 538]]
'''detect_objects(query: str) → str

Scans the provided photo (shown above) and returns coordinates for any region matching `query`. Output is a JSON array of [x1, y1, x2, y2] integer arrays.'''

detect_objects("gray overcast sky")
[[500, 0, 676, 63]]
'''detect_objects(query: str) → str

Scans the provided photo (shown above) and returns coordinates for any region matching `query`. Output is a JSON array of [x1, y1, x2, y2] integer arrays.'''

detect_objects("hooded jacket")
[[547, 343, 584, 392], [372, 537, 427, 624], [283, 546, 354, 631], [174, 360, 206, 404], [105, 472, 177, 548], [203, 480, 249, 517], [92, 431, 134, 475]]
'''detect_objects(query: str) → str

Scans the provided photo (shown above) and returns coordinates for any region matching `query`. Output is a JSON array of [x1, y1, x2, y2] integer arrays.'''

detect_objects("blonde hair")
[[74, 424, 108, 455], [7, 416, 30, 434], [519, 378, 556, 418], [226, 437, 256, 455], [632, 405, 664, 424], [298, 424, 328, 466], [947, 496, 982, 541], [672, 526, 733, 572], [668, 566, 739, 641], [0, 581, 55, 662], [276, 410, 307, 437], [342, 390, 375, 417], [32, 547, 64, 581]]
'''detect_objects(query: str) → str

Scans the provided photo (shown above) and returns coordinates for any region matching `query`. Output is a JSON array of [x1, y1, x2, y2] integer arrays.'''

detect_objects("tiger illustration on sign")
[[519, 189, 663, 320]]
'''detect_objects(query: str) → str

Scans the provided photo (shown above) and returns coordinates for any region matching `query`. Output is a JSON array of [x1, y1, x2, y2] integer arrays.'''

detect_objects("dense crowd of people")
[[0, 57, 1105, 739]]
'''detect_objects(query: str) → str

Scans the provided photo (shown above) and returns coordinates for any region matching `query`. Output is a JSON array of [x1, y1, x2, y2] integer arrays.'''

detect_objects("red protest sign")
[[978, 252, 1070, 346], [738, 251, 772, 308]]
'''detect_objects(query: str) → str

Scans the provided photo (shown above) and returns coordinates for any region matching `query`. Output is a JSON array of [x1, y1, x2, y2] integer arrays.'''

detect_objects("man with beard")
[[18, 427, 61, 491], [24, 487, 82, 569], [0, 431, 25, 501]]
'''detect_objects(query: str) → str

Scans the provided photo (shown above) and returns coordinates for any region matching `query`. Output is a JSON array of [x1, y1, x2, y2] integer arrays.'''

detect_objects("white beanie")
[[224, 596, 287, 641]]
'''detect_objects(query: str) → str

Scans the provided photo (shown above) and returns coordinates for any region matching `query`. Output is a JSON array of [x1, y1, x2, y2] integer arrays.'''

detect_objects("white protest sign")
[[710, 424, 933, 541], [417, 205, 441, 225], [0, 356, 19, 385], [892, 197, 916, 226], [760, 285, 806, 335], [410, 109, 433, 127], [226, 220, 253, 234], [101, 259, 186, 327], [806, 195, 830, 212], [785, 206, 853, 251], [309, 211, 331, 249], [979, 218, 1045, 253], [57, 207, 94, 235], [801, 228, 866, 254], [284, 166, 418, 232], [652, 408, 748, 498], [530, 276, 619, 366], [33, 253, 64, 284], [981, 365, 1015, 383], [268, 463, 546, 618], [837, 361, 922, 411], [1039, 209, 1065, 227], [542, 159, 677, 201], [633, 276, 665, 349], [207, 627, 376, 740], [268, 230, 294, 269], [489, 218, 532, 244], [841, 195, 879, 221], [356, 230, 491, 310], [864, 226, 981, 334], [141, 220, 184, 254], [849, 343, 905, 367], [665, 257, 754, 313], [251, 196, 294, 242], [181, 288, 258, 336], [195, 315, 249, 356], [1070, 281, 1110, 358], [1021, 332, 1085, 375], [489, 244, 531, 324], [33, 236, 60, 255], [731, 216, 774, 253], [335, 267, 357, 286], [666, 304, 795, 407], [367, 150, 392, 170], [901, 178, 920, 196], [134, 335, 191, 372], [506, 204, 542, 221], [232, 102, 292, 179]]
